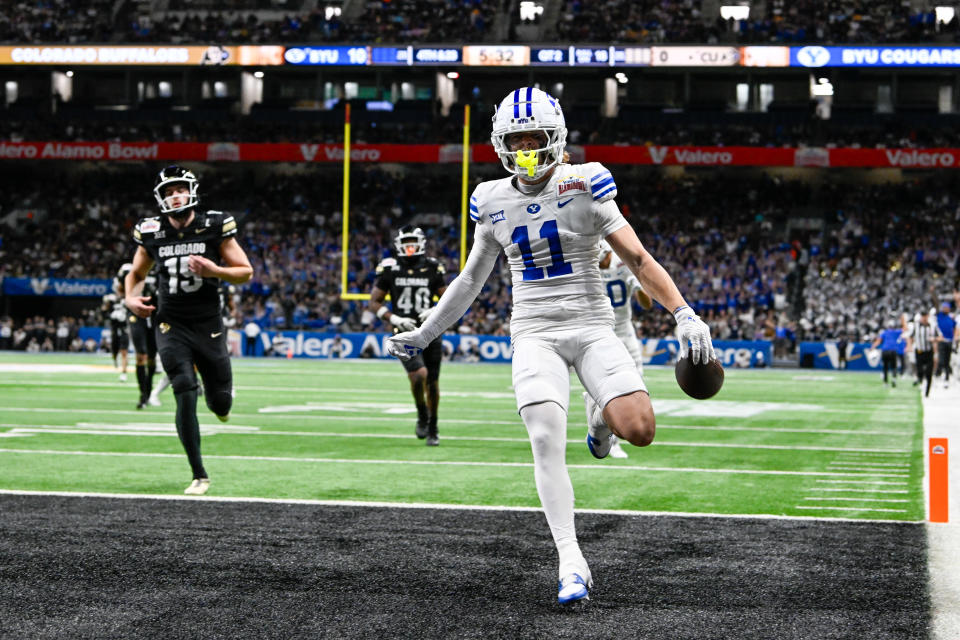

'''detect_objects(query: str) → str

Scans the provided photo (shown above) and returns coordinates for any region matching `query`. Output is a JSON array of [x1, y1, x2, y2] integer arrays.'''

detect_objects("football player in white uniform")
[[386, 87, 715, 604], [597, 239, 652, 458]]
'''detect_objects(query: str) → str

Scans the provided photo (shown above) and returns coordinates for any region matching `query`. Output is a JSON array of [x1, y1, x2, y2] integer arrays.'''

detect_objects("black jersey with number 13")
[[133, 210, 238, 321], [374, 255, 446, 334]]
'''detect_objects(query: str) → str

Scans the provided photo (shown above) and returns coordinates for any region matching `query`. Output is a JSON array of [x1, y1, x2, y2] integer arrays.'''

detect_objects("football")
[[675, 356, 724, 400]]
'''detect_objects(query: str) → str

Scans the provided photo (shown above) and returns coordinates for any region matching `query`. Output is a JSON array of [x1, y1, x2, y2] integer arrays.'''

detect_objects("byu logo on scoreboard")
[[797, 46, 830, 67]]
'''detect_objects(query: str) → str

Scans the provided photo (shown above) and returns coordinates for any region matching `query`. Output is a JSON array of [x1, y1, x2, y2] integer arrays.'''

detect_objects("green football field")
[[0, 352, 925, 521]]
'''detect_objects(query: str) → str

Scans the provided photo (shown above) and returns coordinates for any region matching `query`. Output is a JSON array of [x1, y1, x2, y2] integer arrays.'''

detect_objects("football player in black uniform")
[[101, 279, 129, 381], [369, 226, 447, 446], [119, 262, 161, 409], [124, 166, 253, 495]]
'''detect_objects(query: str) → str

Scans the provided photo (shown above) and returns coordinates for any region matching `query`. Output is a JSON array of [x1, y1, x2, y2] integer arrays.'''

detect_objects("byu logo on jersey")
[[526, 204, 541, 214]]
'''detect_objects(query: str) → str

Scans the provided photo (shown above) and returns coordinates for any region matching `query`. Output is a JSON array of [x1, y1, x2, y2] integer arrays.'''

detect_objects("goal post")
[[339, 103, 472, 300], [340, 103, 369, 301]]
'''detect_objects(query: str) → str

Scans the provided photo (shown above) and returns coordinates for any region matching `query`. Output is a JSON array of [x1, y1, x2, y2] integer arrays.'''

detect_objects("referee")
[[907, 309, 936, 397]]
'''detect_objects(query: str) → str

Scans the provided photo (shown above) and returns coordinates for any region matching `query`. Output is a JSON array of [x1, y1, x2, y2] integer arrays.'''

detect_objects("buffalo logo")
[[159, 323, 171, 334], [526, 204, 541, 214]]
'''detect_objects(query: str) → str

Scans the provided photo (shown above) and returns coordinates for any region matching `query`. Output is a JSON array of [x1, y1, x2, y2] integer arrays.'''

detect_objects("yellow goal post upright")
[[338, 102, 473, 300], [339, 102, 369, 301]]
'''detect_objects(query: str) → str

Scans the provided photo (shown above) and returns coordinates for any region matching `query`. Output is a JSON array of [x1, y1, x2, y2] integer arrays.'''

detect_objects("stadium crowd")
[[2, 0, 958, 45], [2, 167, 958, 352]]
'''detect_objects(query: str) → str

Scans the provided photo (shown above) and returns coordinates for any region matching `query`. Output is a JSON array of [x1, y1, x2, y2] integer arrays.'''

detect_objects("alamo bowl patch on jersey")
[[557, 176, 588, 197]]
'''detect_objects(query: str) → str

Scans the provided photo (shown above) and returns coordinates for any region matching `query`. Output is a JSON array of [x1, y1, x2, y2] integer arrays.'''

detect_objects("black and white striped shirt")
[[912, 320, 934, 353]]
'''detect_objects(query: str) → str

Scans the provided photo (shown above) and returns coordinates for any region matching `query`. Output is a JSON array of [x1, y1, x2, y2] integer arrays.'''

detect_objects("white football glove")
[[674, 305, 716, 365], [389, 314, 417, 332], [386, 330, 427, 361], [418, 306, 435, 322]]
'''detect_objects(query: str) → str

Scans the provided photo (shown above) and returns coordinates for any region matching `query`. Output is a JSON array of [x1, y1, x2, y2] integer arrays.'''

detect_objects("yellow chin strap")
[[515, 149, 539, 177]]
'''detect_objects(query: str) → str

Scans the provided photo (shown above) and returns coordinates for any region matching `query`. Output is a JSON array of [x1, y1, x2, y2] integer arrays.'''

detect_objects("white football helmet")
[[491, 86, 567, 181]]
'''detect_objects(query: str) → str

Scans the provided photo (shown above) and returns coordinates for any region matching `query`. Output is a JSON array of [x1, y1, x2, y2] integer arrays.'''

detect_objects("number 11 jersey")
[[469, 162, 628, 338], [133, 210, 238, 322]]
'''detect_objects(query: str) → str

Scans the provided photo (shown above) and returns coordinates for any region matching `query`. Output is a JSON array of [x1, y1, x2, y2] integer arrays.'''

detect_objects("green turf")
[[0, 352, 925, 520]]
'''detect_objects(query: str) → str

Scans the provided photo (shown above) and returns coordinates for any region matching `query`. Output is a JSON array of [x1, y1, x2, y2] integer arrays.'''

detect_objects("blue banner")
[[799, 342, 882, 370], [3, 277, 113, 297], [74, 327, 772, 367], [252, 331, 772, 367], [792, 45, 960, 68]]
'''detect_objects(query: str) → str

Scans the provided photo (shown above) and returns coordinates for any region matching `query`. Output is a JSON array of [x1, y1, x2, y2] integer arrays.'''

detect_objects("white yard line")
[[810, 488, 909, 494], [0, 423, 912, 454], [0, 447, 915, 478], [0, 408, 916, 438], [826, 467, 909, 475], [794, 505, 908, 513], [815, 479, 909, 486], [0, 488, 923, 524], [922, 384, 960, 640], [802, 496, 910, 503], [827, 461, 912, 468]]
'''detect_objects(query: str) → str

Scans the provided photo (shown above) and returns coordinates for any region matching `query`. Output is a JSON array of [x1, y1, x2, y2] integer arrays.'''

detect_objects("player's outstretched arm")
[[124, 246, 156, 318], [386, 231, 500, 359], [188, 238, 253, 285], [605, 224, 715, 364], [369, 285, 417, 332]]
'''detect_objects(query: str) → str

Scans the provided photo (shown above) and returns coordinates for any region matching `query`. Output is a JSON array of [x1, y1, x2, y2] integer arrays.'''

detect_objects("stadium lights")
[[936, 6, 955, 24], [615, 72, 628, 84], [720, 5, 750, 21], [446, 71, 459, 79], [519, 1, 544, 21], [253, 71, 264, 78], [65, 70, 73, 77]]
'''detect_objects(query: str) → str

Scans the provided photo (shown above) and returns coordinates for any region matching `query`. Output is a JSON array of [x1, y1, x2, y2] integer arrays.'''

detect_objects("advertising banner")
[[791, 45, 960, 68], [5, 141, 960, 169], [799, 341, 883, 370], [73, 327, 771, 367], [244, 331, 772, 367], [3, 277, 113, 297]]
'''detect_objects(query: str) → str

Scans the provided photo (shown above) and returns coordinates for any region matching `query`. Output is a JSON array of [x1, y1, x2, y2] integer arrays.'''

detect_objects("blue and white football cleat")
[[557, 573, 592, 604], [583, 392, 612, 459]]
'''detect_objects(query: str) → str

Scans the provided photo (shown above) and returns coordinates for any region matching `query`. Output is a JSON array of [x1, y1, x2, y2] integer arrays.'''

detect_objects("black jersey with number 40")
[[374, 256, 446, 332], [133, 210, 238, 321]]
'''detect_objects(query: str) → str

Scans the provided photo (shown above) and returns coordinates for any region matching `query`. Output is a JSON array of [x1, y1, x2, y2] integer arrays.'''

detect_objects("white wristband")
[[673, 305, 694, 324], [376, 306, 389, 319]]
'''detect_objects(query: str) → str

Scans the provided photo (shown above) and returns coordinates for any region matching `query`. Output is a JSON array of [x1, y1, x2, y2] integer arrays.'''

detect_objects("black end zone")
[[0, 495, 928, 639]]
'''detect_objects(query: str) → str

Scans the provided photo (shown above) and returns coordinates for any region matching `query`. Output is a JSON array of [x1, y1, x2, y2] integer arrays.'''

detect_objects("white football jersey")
[[599, 257, 643, 335], [470, 162, 627, 338]]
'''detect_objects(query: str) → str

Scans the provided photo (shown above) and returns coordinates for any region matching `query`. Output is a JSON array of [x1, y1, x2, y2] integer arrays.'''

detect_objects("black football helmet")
[[153, 165, 199, 217], [394, 225, 427, 262]]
